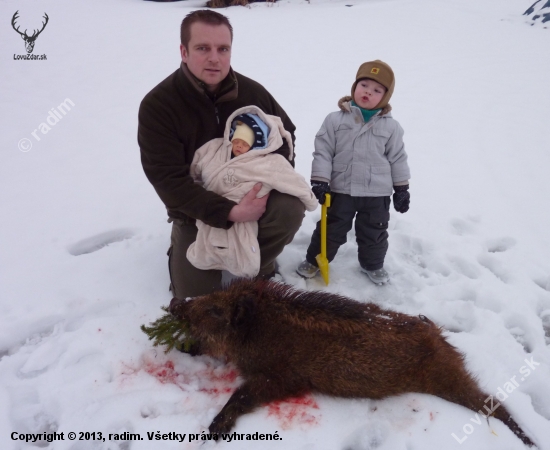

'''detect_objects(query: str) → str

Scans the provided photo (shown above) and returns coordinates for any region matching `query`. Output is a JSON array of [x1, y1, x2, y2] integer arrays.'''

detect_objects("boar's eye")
[[210, 306, 224, 319]]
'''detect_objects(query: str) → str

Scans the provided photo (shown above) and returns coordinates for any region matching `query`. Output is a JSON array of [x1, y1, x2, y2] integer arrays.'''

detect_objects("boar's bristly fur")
[[168, 279, 535, 446]]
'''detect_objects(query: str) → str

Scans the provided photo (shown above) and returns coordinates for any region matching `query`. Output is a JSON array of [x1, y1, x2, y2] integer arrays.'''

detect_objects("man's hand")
[[228, 183, 269, 222]]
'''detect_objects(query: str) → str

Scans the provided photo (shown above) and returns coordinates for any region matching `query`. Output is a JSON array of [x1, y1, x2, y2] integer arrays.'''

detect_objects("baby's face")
[[232, 139, 251, 156]]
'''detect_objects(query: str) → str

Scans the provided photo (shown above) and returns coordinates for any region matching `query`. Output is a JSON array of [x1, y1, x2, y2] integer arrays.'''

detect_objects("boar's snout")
[[169, 297, 188, 317]]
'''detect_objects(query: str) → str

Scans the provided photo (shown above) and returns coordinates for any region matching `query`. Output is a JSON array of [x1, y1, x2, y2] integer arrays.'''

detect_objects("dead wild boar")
[[168, 279, 535, 446]]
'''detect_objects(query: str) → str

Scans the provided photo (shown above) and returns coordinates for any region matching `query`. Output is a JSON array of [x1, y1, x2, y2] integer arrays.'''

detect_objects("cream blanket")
[[187, 106, 317, 277]]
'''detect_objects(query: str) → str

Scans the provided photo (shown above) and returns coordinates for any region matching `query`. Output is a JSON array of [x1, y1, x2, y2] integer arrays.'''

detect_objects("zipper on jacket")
[[204, 88, 221, 125]]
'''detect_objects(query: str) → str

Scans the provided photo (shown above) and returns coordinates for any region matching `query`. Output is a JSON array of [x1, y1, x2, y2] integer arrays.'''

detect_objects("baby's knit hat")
[[351, 60, 395, 109], [231, 114, 267, 149], [231, 121, 255, 147]]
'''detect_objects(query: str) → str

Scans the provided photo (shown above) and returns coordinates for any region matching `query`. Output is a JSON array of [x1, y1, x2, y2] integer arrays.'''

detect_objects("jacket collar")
[[180, 62, 238, 103], [338, 96, 392, 117]]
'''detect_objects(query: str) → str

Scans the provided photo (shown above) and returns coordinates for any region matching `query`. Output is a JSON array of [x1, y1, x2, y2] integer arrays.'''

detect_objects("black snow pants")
[[305, 193, 390, 271]]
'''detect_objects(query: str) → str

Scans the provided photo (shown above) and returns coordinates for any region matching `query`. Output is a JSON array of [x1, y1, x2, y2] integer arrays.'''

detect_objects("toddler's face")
[[354, 78, 386, 110], [232, 139, 251, 156]]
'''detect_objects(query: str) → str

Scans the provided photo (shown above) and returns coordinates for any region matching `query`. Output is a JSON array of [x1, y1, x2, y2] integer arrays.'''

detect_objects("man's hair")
[[180, 10, 233, 48]]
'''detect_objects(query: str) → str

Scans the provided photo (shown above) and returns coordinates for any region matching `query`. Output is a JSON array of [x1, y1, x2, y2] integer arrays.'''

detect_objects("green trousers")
[[168, 190, 305, 299]]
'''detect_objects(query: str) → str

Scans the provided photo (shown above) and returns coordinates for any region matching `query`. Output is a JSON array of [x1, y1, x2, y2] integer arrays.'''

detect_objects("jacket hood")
[[337, 96, 392, 116], [230, 113, 269, 150], [223, 105, 294, 161]]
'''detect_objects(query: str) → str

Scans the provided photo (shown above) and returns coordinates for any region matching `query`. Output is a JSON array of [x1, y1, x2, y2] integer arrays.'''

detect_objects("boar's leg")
[[209, 374, 307, 435]]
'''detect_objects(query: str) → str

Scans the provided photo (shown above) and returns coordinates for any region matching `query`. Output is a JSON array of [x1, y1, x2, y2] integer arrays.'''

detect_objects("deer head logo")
[[12, 11, 49, 54]]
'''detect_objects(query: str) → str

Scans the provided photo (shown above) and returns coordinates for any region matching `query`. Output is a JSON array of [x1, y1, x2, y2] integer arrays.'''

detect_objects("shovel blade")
[[316, 254, 330, 285]]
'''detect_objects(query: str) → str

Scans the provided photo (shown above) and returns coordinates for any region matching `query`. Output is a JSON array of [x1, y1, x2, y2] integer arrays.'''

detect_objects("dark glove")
[[392, 185, 410, 213], [311, 181, 330, 205]]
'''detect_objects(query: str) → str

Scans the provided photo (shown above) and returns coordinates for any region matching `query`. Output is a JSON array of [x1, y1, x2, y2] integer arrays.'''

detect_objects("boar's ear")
[[230, 295, 256, 331]]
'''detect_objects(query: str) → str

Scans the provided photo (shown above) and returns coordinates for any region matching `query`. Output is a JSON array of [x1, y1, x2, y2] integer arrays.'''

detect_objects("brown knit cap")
[[351, 60, 395, 109]]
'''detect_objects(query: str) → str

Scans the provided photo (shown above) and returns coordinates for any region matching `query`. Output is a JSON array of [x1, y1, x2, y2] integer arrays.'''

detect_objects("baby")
[[187, 106, 317, 278]]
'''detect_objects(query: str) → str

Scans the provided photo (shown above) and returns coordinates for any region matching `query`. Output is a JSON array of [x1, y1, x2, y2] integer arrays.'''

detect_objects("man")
[[138, 10, 305, 299]]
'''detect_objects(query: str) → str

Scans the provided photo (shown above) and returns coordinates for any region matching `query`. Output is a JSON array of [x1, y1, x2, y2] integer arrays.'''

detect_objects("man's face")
[[180, 22, 232, 92], [353, 78, 387, 110]]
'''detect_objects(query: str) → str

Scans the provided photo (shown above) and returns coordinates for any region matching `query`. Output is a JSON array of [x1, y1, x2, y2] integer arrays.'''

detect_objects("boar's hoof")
[[209, 412, 235, 435]]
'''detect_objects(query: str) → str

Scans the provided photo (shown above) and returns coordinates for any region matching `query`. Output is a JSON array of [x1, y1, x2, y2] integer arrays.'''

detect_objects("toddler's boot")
[[361, 266, 389, 285], [296, 260, 319, 278]]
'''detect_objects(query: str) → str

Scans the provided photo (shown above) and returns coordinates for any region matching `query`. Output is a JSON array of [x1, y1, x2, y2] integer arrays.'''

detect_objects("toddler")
[[296, 60, 410, 285]]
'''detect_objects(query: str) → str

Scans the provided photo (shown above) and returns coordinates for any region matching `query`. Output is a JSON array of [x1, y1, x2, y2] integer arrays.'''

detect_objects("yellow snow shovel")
[[315, 193, 331, 285]]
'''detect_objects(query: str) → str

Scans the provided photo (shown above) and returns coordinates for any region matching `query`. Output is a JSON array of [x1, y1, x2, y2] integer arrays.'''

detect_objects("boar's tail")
[[425, 346, 536, 448], [491, 404, 536, 447], [439, 382, 536, 447]]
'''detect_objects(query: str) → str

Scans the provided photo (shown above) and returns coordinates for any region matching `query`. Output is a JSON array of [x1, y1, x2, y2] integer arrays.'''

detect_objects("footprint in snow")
[[505, 315, 537, 353], [342, 422, 388, 450], [477, 254, 511, 283], [507, 326, 533, 353], [534, 276, 550, 293], [10, 386, 59, 446], [486, 236, 516, 253], [392, 233, 436, 273], [540, 310, 550, 345], [444, 296, 478, 333], [67, 228, 135, 256], [0, 316, 62, 360], [447, 255, 481, 280], [16, 325, 67, 379]]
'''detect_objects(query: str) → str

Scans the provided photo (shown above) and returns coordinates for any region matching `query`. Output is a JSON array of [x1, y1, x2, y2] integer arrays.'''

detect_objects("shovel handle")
[[320, 193, 331, 258]]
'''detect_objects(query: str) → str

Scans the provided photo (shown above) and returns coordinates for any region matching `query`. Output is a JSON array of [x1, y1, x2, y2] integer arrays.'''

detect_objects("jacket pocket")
[[336, 124, 353, 132], [369, 210, 390, 224], [335, 125, 353, 150], [331, 163, 348, 191], [371, 127, 391, 155], [315, 129, 327, 137], [372, 128, 391, 138], [369, 164, 392, 192]]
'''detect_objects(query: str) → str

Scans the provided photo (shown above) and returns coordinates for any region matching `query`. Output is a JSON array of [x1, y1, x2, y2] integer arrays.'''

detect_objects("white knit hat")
[[231, 121, 255, 147]]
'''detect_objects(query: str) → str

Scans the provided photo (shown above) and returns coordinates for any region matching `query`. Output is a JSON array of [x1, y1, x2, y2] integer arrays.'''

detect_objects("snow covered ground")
[[1, 0, 550, 448]]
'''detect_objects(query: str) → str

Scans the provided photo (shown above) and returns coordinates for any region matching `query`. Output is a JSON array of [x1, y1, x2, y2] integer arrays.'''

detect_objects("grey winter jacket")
[[311, 97, 410, 197]]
